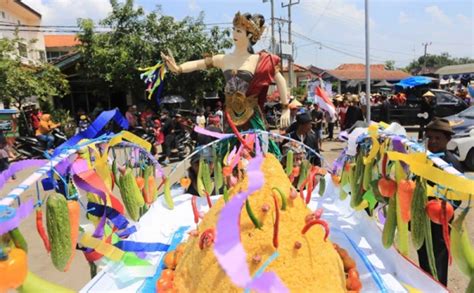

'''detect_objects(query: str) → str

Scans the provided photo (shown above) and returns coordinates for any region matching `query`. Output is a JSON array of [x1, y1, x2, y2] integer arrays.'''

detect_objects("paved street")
[[3, 134, 472, 291]]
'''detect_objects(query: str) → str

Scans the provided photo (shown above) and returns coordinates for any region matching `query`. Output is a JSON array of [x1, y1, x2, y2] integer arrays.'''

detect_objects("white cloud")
[[457, 14, 471, 25], [188, 0, 200, 12], [22, 0, 112, 25], [399, 11, 409, 24], [425, 5, 451, 25]]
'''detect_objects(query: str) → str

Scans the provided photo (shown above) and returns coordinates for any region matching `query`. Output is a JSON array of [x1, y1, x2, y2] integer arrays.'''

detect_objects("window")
[[436, 92, 458, 105], [1, 11, 5, 19], [17, 20, 21, 25], [18, 43, 27, 58], [39, 51, 46, 62]]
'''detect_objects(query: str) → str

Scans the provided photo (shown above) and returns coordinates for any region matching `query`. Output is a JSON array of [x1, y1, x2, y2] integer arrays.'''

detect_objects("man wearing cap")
[[287, 112, 321, 166], [417, 118, 463, 286], [418, 91, 435, 139], [344, 96, 364, 130]]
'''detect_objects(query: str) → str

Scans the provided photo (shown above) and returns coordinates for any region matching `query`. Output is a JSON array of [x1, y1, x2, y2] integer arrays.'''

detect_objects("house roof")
[[326, 63, 410, 81], [435, 63, 474, 76], [282, 64, 308, 72], [44, 35, 80, 48], [14, 0, 41, 19]]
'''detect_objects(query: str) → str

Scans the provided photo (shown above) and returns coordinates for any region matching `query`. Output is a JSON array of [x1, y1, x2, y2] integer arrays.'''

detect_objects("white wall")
[[0, 2, 46, 64]]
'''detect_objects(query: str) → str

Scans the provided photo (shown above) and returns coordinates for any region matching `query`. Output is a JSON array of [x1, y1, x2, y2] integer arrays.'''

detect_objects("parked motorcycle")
[[14, 128, 67, 159], [158, 130, 195, 163]]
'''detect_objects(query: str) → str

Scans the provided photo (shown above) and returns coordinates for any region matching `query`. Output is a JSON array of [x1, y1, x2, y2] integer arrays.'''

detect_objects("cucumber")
[[382, 195, 397, 248], [119, 168, 145, 221], [19, 271, 74, 293], [46, 193, 72, 271], [410, 177, 427, 250]]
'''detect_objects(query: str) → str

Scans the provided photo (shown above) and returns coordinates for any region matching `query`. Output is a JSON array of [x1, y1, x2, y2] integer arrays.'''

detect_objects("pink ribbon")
[[214, 141, 288, 292], [193, 126, 232, 139]]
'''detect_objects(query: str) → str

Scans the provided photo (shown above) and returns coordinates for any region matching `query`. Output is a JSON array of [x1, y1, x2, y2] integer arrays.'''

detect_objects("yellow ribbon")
[[387, 151, 474, 200], [109, 131, 151, 151], [363, 125, 380, 165], [80, 233, 124, 262]]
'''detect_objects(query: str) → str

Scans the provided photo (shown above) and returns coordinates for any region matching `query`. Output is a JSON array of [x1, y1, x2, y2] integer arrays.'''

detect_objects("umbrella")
[[161, 95, 186, 104], [395, 76, 433, 89], [373, 80, 393, 87]]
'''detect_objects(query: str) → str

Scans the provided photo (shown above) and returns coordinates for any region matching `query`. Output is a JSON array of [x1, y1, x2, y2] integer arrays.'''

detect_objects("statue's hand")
[[160, 50, 180, 73], [280, 108, 290, 129]]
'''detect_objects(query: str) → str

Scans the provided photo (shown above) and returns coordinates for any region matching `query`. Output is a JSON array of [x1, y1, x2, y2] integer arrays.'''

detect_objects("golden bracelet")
[[204, 55, 214, 69], [176, 65, 183, 74], [281, 103, 289, 109]]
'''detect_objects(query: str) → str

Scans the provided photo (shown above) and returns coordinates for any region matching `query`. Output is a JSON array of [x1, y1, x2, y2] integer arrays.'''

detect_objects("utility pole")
[[263, 0, 276, 54], [422, 42, 432, 74], [278, 22, 283, 68], [364, 0, 371, 123], [282, 0, 300, 90]]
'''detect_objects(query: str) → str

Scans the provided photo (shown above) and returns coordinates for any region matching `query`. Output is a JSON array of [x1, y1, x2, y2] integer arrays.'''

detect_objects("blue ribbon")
[[140, 226, 190, 292], [53, 108, 129, 157], [87, 202, 129, 230], [114, 240, 170, 252]]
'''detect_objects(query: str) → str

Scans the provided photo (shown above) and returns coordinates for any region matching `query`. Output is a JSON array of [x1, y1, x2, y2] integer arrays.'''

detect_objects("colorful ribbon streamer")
[[214, 141, 288, 292], [0, 199, 34, 234]]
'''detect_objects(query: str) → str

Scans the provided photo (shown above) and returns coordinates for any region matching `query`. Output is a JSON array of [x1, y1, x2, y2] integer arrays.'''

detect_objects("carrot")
[[397, 179, 415, 222], [64, 200, 80, 272], [135, 176, 145, 190], [143, 176, 156, 204]]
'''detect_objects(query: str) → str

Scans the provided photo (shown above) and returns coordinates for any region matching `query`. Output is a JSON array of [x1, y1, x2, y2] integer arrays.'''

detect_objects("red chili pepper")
[[225, 111, 253, 152], [301, 219, 330, 241], [382, 153, 388, 178], [191, 196, 199, 224], [203, 190, 212, 208], [35, 208, 50, 252], [305, 168, 319, 205], [156, 176, 166, 192], [199, 228, 215, 250], [272, 194, 280, 249], [314, 208, 324, 219], [441, 201, 452, 265]]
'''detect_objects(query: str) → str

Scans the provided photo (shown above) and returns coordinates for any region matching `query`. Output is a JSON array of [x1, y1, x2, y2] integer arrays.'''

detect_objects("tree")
[[0, 35, 69, 110], [405, 52, 474, 75], [76, 0, 232, 105], [384, 60, 396, 71]]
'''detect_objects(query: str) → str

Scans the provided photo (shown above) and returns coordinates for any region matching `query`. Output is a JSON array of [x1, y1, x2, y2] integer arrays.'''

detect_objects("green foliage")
[[76, 0, 232, 104], [384, 60, 396, 70], [291, 86, 307, 100], [406, 52, 474, 74], [0, 35, 70, 109]]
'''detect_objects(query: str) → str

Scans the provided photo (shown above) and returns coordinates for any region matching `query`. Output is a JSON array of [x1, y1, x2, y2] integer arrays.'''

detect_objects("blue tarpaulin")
[[395, 76, 433, 88]]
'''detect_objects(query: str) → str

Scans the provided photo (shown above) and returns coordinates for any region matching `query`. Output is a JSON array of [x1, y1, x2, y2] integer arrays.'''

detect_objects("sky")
[[22, 0, 474, 69]]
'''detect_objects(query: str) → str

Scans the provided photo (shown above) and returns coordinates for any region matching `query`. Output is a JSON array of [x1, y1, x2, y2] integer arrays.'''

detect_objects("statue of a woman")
[[161, 12, 291, 155]]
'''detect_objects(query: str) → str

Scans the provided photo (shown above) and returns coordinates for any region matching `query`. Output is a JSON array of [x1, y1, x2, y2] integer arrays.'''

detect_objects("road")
[[2, 136, 471, 292]]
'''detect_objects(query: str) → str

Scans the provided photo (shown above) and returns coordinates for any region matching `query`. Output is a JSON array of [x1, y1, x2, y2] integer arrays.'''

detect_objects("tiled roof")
[[44, 35, 80, 48], [327, 63, 410, 81], [282, 64, 308, 72]]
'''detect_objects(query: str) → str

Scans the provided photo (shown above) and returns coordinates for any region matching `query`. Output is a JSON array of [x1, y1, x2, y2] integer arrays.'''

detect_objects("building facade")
[[0, 0, 45, 63]]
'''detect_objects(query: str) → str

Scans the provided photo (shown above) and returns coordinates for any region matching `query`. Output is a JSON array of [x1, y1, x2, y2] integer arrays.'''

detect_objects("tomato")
[[156, 277, 173, 292], [163, 251, 176, 270], [0, 247, 28, 291], [161, 269, 175, 281], [377, 178, 397, 198], [425, 200, 454, 225]]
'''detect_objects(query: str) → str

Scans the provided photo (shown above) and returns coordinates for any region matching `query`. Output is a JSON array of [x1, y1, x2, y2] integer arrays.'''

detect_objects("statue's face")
[[232, 25, 249, 46]]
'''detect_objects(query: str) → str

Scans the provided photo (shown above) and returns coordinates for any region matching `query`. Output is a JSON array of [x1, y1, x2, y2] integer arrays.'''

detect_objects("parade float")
[[0, 106, 472, 292], [1, 9, 473, 293]]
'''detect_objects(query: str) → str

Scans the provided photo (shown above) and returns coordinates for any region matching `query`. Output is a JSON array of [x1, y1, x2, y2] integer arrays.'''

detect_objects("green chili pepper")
[[271, 187, 287, 211], [245, 199, 262, 229]]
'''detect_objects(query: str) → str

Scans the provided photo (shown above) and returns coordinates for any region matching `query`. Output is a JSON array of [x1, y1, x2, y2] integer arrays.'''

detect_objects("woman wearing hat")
[[161, 12, 291, 157], [417, 118, 463, 286], [418, 91, 436, 139]]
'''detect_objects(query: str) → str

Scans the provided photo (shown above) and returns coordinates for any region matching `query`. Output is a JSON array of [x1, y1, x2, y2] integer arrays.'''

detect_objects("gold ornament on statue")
[[233, 12, 265, 43]]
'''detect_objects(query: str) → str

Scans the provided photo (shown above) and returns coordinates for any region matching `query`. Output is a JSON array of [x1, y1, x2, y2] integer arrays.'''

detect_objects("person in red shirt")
[[337, 99, 348, 130], [153, 119, 164, 156], [140, 106, 154, 128], [30, 107, 41, 132], [125, 105, 138, 128]]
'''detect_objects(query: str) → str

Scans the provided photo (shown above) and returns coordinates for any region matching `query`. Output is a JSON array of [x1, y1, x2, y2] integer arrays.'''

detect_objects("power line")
[[308, 0, 332, 34]]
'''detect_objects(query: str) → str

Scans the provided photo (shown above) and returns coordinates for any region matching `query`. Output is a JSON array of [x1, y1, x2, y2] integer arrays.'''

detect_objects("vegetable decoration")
[[46, 193, 72, 272], [245, 199, 262, 229], [301, 219, 329, 241], [35, 207, 50, 252], [426, 199, 454, 264], [272, 193, 280, 249], [180, 177, 191, 191], [271, 187, 287, 211], [0, 247, 28, 292], [451, 207, 474, 279], [397, 179, 415, 222], [199, 228, 215, 250]]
